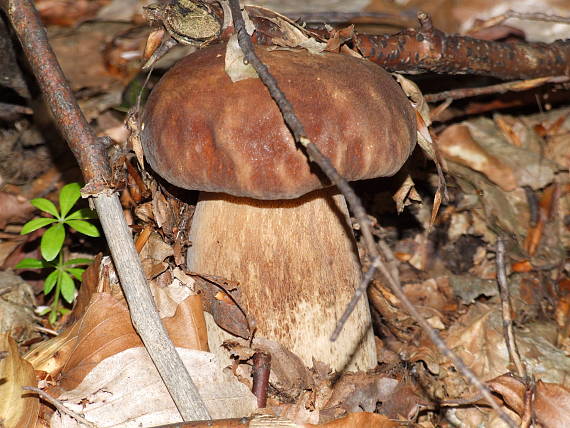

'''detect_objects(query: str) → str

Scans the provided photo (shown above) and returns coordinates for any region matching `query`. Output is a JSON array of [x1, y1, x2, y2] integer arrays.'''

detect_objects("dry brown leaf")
[[403, 277, 456, 315], [192, 273, 251, 339], [164, 294, 209, 352], [0, 191, 34, 229], [535, 380, 570, 427], [25, 320, 82, 378], [36, 0, 108, 27], [50, 348, 257, 427], [143, 28, 165, 61], [487, 374, 526, 415], [0, 333, 40, 428], [140, 230, 174, 262], [0, 271, 36, 344], [487, 375, 570, 427], [438, 124, 517, 191], [393, 175, 420, 214], [57, 293, 140, 391], [324, 372, 400, 414], [226, 337, 314, 400], [446, 303, 570, 394]]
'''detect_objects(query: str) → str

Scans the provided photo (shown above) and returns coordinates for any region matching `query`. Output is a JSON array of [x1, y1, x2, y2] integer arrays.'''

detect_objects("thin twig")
[[471, 9, 570, 33], [22, 386, 97, 428], [424, 76, 570, 103], [496, 238, 527, 378], [33, 325, 59, 336], [228, 2, 518, 426]]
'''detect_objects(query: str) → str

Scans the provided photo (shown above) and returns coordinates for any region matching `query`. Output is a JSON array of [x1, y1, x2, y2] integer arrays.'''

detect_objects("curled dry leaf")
[[0, 333, 40, 428], [487, 375, 570, 428], [534, 380, 570, 427], [393, 175, 421, 214], [192, 273, 251, 339], [246, 5, 327, 53]]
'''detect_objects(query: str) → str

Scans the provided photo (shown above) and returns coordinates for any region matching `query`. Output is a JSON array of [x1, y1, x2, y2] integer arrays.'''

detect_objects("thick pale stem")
[[187, 188, 376, 371]]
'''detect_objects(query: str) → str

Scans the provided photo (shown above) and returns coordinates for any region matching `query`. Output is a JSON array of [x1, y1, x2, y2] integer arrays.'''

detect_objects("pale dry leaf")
[[225, 34, 259, 82], [50, 348, 257, 427]]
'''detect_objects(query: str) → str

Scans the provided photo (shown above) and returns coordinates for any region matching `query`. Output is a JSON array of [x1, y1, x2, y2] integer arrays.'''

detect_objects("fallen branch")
[[228, 1, 518, 426], [0, 0, 209, 421], [143, 3, 570, 81], [354, 12, 570, 80]]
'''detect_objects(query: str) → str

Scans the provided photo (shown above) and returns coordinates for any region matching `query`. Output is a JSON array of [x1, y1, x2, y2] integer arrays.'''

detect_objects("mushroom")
[[140, 44, 416, 371]]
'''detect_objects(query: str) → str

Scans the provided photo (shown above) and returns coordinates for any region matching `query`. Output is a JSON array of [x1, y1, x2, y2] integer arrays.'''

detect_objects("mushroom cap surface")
[[141, 44, 416, 199]]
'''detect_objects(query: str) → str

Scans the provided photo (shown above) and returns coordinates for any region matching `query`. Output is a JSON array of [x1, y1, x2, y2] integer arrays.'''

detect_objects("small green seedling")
[[15, 183, 100, 324]]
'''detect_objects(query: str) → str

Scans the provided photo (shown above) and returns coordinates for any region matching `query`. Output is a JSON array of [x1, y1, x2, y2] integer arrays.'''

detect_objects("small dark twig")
[[251, 352, 271, 408], [496, 238, 527, 378], [229, 1, 517, 426], [22, 386, 97, 428]]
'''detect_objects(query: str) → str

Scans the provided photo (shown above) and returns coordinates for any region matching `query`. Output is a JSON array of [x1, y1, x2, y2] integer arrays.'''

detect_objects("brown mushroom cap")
[[141, 44, 416, 199]]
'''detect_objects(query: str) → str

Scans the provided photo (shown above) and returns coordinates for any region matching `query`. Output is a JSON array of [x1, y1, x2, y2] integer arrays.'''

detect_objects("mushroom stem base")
[[187, 188, 376, 372]]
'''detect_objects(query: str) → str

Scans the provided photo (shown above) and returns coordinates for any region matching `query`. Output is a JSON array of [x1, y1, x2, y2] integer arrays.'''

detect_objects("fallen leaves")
[[0, 334, 39, 428]]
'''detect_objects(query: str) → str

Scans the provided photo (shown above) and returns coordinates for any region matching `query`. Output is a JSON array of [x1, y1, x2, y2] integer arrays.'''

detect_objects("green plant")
[[15, 183, 100, 324]]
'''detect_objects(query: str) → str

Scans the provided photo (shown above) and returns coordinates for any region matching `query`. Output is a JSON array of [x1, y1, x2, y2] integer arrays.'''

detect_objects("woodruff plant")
[[15, 183, 100, 324]]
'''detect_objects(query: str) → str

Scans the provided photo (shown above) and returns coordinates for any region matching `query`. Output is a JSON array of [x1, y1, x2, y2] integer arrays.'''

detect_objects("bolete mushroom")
[[141, 44, 416, 371]]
